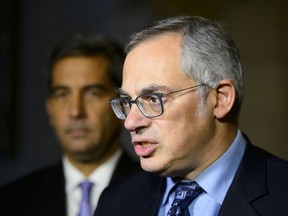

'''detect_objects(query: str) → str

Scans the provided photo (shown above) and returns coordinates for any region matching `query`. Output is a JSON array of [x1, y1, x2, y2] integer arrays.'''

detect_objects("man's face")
[[47, 56, 122, 162], [122, 34, 218, 179]]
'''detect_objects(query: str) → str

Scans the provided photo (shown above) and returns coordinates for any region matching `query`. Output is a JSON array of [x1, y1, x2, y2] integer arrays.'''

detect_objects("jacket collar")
[[136, 173, 166, 216], [219, 142, 267, 216]]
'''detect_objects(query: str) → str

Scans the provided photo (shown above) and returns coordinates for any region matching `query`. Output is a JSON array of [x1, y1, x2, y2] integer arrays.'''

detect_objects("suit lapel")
[[41, 162, 67, 216], [219, 143, 267, 216], [135, 174, 166, 216]]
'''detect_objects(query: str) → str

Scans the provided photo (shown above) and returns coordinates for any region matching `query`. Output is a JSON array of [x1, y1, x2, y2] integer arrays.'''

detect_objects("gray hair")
[[125, 16, 243, 118]]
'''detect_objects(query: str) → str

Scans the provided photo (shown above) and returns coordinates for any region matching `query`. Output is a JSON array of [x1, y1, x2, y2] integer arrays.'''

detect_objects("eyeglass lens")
[[110, 94, 163, 120]]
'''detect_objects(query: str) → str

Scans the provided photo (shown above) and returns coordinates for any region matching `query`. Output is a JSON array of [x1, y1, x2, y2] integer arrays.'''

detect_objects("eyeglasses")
[[109, 84, 205, 120]]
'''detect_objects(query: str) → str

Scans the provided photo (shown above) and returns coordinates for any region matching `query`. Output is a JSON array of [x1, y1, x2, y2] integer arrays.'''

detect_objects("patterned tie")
[[167, 181, 204, 216], [78, 181, 93, 216]]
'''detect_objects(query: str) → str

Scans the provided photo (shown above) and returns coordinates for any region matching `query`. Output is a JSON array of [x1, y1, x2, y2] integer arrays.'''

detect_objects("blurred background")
[[0, 0, 287, 186]]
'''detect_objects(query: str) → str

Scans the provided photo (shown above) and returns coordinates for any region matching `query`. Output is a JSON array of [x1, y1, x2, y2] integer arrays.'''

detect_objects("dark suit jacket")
[[95, 143, 288, 216], [0, 152, 141, 216]]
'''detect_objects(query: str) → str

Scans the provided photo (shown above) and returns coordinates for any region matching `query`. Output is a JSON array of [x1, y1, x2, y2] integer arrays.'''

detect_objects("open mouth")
[[133, 142, 157, 157], [142, 142, 152, 147]]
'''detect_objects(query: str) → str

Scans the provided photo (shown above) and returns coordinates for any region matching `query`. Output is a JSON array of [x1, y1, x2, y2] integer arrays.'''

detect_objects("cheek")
[[89, 104, 121, 129], [48, 109, 65, 128], [89, 102, 116, 121], [47, 101, 68, 124], [90, 98, 114, 112], [155, 120, 186, 155], [167, 130, 190, 153], [159, 107, 206, 152]]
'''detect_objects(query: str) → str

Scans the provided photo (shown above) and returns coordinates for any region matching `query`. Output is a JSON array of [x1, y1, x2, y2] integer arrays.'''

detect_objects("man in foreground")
[[95, 16, 288, 216]]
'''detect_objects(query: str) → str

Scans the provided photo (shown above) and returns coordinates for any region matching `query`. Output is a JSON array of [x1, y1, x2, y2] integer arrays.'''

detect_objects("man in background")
[[0, 34, 140, 216]]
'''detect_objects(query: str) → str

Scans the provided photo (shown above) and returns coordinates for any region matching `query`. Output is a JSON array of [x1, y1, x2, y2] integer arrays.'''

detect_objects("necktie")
[[167, 181, 204, 216], [78, 181, 93, 216]]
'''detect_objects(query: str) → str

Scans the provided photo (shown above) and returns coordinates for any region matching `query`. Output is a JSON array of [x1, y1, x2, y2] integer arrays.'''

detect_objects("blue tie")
[[167, 181, 204, 216], [78, 181, 93, 216]]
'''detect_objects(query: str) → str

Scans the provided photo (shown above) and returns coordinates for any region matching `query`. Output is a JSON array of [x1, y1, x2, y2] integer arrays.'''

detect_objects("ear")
[[213, 80, 236, 119]]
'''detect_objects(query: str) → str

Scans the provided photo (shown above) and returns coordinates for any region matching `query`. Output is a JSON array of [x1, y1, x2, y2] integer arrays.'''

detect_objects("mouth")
[[133, 141, 158, 157], [66, 128, 89, 138]]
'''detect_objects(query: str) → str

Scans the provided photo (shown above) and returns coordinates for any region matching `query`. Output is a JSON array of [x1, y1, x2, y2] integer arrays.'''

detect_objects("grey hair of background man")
[[125, 16, 243, 119]]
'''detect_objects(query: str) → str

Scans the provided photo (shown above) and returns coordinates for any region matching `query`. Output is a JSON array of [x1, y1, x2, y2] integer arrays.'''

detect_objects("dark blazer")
[[95, 143, 288, 216], [0, 152, 141, 216]]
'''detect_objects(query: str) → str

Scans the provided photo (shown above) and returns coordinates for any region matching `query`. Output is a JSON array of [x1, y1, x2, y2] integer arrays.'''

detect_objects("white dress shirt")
[[63, 149, 122, 216]]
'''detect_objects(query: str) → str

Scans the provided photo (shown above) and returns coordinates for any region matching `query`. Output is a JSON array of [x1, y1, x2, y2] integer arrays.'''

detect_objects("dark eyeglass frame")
[[109, 84, 205, 120]]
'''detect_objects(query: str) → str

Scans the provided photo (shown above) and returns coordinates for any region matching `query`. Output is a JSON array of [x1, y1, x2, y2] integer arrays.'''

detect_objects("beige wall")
[[221, 0, 288, 159]]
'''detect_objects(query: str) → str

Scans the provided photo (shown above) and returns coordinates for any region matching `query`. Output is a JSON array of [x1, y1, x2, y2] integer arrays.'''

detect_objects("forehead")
[[52, 56, 113, 86], [122, 33, 193, 95]]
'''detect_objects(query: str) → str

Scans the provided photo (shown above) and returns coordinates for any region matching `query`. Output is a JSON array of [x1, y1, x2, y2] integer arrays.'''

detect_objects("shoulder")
[[230, 143, 288, 213], [0, 161, 64, 193], [239, 143, 288, 185], [108, 170, 163, 192], [244, 143, 288, 173], [101, 171, 165, 202], [96, 171, 165, 216], [0, 161, 66, 215]]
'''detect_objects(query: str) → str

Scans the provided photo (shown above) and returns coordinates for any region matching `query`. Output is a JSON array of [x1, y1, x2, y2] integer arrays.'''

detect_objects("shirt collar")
[[161, 178, 175, 206], [63, 149, 122, 193], [195, 130, 246, 204], [161, 130, 246, 206]]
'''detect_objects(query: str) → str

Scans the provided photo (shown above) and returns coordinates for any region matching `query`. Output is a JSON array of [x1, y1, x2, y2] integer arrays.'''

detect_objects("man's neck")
[[66, 142, 121, 177], [184, 122, 238, 180]]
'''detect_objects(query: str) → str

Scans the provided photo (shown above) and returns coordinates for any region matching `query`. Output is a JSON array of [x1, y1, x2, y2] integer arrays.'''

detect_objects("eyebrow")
[[50, 84, 109, 94], [82, 84, 109, 91], [49, 85, 67, 95], [116, 84, 170, 97]]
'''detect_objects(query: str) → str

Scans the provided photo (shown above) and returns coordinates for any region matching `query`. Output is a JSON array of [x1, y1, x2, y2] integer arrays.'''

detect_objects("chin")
[[68, 145, 93, 156], [69, 141, 92, 151], [72, 151, 98, 162], [140, 158, 167, 176]]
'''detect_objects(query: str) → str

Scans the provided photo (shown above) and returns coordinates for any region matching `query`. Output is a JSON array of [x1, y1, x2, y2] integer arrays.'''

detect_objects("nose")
[[124, 103, 150, 133], [69, 93, 85, 119]]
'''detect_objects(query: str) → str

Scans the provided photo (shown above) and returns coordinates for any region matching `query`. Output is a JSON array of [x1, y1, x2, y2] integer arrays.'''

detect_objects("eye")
[[142, 94, 161, 105], [50, 89, 69, 99], [86, 88, 104, 97], [120, 97, 131, 107]]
